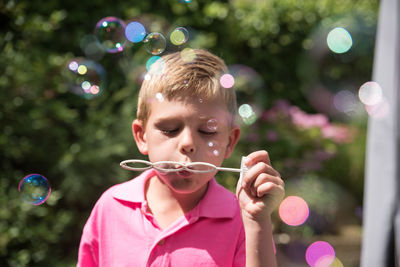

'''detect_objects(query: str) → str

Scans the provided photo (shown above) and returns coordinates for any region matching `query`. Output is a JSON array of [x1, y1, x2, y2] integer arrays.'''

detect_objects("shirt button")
[[158, 239, 165, 246]]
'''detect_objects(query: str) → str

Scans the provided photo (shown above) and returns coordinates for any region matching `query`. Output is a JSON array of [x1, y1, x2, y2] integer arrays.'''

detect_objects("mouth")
[[177, 170, 192, 177]]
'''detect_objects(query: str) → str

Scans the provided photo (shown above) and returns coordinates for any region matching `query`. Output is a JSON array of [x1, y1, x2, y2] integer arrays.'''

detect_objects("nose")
[[179, 127, 196, 155]]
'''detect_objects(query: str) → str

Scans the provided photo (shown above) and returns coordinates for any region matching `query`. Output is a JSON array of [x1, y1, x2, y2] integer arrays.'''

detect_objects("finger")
[[244, 150, 271, 167], [252, 173, 285, 189], [241, 162, 280, 189], [256, 182, 285, 199]]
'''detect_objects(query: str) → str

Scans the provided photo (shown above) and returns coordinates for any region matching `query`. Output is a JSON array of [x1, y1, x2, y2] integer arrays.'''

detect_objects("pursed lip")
[[177, 170, 193, 177]]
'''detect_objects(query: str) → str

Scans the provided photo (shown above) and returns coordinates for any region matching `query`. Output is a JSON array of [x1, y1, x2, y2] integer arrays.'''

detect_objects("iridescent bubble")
[[238, 104, 257, 125], [170, 27, 189, 45], [327, 27, 353, 54], [94, 16, 127, 53], [125, 21, 147, 43], [143, 32, 167, 55], [220, 74, 235, 88], [64, 58, 106, 99], [179, 0, 192, 3], [181, 48, 197, 62], [358, 81, 383, 106], [305, 241, 335, 267], [18, 174, 51, 205], [206, 118, 218, 131], [279, 196, 309, 226]]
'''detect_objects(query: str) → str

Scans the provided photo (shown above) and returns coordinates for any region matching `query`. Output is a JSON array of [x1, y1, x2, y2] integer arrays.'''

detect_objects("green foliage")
[[1, 0, 377, 265]]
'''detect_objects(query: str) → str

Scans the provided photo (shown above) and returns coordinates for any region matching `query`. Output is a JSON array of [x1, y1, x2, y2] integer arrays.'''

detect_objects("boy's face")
[[132, 96, 240, 194]]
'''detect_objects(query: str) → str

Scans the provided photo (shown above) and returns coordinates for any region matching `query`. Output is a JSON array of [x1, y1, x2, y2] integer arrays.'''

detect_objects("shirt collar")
[[112, 169, 238, 219]]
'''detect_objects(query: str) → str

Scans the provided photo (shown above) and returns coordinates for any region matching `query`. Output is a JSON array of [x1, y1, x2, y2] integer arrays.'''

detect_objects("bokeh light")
[[365, 97, 389, 119], [94, 16, 126, 53], [80, 34, 105, 61], [358, 81, 383, 106], [170, 27, 189, 45], [125, 21, 147, 43], [143, 32, 167, 55], [305, 241, 335, 267], [279, 196, 310, 226], [327, 27, 353, 54], [146, 56, 166, 75], [64, 58, 106, 99], [238, 104, 257, 125], [18, 174, 51, 205], [181, 48, 197, 62], [333, 90, 358, 114], [220, 74, 235, 88]]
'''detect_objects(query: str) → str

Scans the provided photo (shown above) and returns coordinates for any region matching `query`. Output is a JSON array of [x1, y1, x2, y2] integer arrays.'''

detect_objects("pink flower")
[[321, 124, 353, 143]]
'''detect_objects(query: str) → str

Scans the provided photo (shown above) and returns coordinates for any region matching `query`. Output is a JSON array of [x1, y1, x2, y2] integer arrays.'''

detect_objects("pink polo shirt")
[[77, 169, 245, 267]]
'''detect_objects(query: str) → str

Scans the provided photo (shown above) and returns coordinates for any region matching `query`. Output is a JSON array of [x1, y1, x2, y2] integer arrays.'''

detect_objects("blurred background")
[[0, 0, 379, 266]]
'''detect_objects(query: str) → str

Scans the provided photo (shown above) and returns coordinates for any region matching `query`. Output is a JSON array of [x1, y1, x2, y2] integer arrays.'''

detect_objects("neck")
[[145, 175, 208, 214]]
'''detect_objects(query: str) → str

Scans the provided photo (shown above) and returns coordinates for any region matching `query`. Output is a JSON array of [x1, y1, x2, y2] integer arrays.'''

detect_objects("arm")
[[236, 150, 285, 267]]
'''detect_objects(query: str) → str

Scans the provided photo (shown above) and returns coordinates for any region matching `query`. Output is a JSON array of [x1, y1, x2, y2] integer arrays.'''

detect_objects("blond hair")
[[137, 49, 237, 126]]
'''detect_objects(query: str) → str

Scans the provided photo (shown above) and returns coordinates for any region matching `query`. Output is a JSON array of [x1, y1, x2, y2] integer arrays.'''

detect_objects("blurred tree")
[[0, 0, 377, 265]]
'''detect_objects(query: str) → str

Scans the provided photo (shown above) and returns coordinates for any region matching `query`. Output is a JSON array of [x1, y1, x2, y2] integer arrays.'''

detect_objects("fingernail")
[[244, 157, 250, 166]]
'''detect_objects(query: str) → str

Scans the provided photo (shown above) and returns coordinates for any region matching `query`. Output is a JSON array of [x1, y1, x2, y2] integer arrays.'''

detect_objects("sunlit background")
[[1, 0, 380, 266]]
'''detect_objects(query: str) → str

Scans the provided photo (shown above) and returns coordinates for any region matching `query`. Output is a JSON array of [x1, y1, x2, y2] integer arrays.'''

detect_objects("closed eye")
[[199, 130, 217, 135], [160, 128, 179, 136]]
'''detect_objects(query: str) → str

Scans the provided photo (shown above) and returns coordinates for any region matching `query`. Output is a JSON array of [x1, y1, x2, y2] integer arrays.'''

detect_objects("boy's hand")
[[236, 150, 285, 222]]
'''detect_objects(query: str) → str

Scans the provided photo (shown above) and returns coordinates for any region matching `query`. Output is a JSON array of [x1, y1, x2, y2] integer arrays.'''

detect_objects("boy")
[[78, 49, 285, 266]]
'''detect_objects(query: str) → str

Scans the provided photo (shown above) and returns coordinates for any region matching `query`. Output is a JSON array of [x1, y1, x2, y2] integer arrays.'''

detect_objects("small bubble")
[[18, 174, 51, 205], [327, 27, 353, 54], [206, 118, 218, 131], [155, 92, 164, 102], [208, 141, 214, 147], [143, 32, 167, 55], [170, 27, 189, 46], [213, 150, 219, 156]]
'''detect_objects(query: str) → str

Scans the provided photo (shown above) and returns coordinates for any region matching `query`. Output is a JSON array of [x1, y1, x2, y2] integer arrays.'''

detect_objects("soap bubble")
[[64, 58, 106, 99], [327, 27, 353, 54], [125, 21, 147, 43], [170, 27, 189, 45], [18, 174, 51, 205], [80, 34, 105, 61], [143, 32, 167, 55], [94, 16, 126, 53]]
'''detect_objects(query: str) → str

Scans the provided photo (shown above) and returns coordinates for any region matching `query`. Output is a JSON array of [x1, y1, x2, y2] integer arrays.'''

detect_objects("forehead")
[[147, 97, 231, 122]]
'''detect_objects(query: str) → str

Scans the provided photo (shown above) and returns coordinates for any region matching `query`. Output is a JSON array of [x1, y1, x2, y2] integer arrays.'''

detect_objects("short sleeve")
[[233, 225, 246, 267], [77, 202, 100, 267]]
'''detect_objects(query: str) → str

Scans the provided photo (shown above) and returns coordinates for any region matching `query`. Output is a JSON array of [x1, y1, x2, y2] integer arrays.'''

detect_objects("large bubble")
[[143, 32, 167, 55], [18, 174, 51, 205], [64, 58, 106, 99], [94, 16, 127, 53]]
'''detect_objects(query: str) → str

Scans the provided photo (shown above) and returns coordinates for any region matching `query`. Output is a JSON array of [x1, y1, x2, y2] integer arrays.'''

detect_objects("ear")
[[132, 119, 148, 155], [224, 125, 241, 158]]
